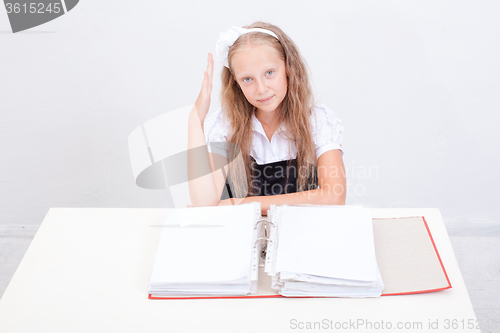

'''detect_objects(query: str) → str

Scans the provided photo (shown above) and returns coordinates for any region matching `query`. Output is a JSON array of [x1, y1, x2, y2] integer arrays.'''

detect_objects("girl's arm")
[[217, 149, 346, 215], [188, 53, 228, 206]]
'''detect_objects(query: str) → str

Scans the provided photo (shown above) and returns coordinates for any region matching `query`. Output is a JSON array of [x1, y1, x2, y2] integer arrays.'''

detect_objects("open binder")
[[148, 203, 451, 299]]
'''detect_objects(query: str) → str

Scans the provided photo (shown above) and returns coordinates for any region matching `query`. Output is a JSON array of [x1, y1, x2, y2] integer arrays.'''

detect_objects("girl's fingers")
[[207, 54, 213, 77], [206, 55, 210, 72], [208, 53, 214, 73], [207, 53, 214, 94], [199, 54, 213, 102]]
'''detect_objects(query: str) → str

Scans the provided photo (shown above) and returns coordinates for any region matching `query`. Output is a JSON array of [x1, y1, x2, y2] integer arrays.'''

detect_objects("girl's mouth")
[[258, 95, 274, 103]]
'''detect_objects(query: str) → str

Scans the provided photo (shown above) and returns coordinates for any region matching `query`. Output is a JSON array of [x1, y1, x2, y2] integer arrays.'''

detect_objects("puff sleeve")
[[310, 104, 344, 159], [204, 108, 230, 158]]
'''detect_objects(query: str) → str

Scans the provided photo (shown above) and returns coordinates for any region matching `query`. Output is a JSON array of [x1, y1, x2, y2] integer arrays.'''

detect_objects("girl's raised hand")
[[194, 53, 214, 123]]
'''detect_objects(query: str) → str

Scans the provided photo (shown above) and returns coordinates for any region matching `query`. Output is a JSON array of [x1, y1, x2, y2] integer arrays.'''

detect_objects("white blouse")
[[204, 104, 343, 165]]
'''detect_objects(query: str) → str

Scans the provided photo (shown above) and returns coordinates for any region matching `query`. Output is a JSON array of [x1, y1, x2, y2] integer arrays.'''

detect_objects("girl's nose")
[[256, 78, 268, 94]]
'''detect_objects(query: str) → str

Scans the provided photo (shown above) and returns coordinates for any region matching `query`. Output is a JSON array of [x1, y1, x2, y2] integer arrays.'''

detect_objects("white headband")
[[215, 26, 279, 68]]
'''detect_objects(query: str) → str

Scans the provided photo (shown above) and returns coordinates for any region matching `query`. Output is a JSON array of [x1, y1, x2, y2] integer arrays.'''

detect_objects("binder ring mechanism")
[[254, 217, 275, 230], [254, 218, 275, 261], [253, 237, 273, 249]]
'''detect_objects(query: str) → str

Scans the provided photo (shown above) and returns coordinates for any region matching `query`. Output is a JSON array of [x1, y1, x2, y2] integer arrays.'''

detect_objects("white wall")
[[1, 0, 499, 234]]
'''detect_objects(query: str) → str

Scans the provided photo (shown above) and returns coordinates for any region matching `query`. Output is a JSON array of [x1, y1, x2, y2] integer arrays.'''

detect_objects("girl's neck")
[[255, 108, 281, 142], [255, 108, 280, 127]]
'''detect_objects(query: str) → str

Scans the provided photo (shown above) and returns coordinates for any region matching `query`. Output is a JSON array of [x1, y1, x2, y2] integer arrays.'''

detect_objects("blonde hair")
[[220, 22, 317, 197]]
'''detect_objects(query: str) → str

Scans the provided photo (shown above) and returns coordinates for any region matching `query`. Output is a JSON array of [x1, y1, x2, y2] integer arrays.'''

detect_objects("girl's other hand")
[[194, 53, 214, 123]]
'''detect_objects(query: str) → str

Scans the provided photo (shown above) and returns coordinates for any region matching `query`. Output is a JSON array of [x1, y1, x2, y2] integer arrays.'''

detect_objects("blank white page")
[[275, 206, 378, 281], [150, 204, 258, 284]]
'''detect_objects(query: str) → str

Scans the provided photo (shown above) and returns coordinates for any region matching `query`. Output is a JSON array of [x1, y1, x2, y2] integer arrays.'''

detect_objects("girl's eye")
[[243, 77, 252, 83], [266, 70, 274, 76]]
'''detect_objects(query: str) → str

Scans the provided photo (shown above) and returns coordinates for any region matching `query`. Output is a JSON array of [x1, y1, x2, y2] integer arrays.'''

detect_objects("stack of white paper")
[[265, 205, 384, 297], [148, 203, 261, 297]]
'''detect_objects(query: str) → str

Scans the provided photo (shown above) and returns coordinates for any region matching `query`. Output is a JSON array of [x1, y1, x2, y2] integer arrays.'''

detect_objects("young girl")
[[188, 22, 345, 215]]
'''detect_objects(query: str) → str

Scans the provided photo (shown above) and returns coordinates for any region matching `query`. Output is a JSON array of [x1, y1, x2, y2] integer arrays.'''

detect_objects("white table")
[[0, 208, 480, 332]]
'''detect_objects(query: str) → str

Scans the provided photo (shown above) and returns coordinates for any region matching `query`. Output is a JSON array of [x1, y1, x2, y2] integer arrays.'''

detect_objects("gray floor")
[[1, 221, 499, 333], [446, 223, 500, 333]]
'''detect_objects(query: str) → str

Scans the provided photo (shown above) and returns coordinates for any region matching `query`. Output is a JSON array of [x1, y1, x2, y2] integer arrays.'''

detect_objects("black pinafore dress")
[[222, 158, 317, 199]]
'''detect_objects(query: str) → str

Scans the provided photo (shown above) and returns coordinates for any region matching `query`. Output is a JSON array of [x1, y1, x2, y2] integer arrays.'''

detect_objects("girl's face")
[[231, 44, 287, 117]]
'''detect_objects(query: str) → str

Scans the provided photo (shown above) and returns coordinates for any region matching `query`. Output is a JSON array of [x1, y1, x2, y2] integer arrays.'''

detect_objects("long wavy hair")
[[220, 22, 317, 197]]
